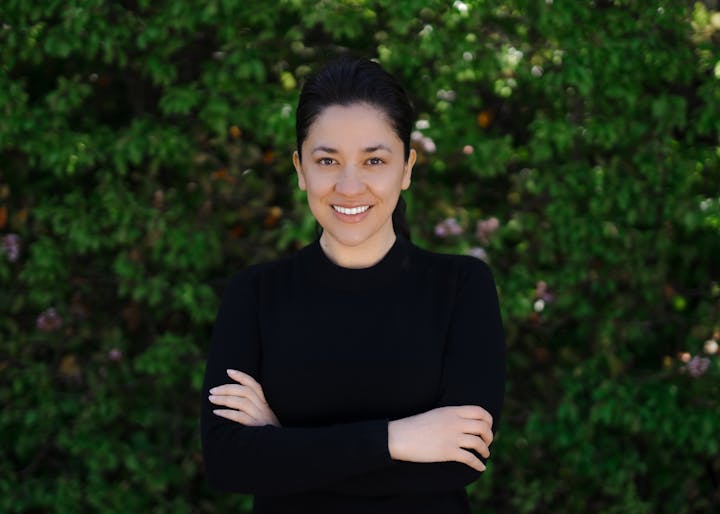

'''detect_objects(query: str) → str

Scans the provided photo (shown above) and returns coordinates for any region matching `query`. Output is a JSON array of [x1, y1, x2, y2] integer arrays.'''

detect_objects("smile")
[[332, 205, 371, 215]]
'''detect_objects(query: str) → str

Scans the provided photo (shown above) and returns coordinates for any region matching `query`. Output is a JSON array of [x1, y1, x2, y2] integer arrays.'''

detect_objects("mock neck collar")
[[298, 232, 411, 291]]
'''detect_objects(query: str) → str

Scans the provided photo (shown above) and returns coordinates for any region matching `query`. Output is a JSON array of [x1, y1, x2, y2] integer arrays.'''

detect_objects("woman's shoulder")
[[408, 241, 494, 280], [407, 244, 500, 309], [224, 252, 296, 289]]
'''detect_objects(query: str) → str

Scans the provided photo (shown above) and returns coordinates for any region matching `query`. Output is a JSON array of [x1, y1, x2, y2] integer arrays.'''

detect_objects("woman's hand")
[[388, 405, 493, 472], [208, 369, 282, 427]]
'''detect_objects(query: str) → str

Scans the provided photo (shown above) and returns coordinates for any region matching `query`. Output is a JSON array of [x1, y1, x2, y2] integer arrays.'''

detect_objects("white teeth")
[[333, 205, 370, 215]]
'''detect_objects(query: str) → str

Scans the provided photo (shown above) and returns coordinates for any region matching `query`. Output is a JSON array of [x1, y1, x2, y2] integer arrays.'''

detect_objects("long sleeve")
[[318, 259, 507, 496], [200, 267, 393, 496]]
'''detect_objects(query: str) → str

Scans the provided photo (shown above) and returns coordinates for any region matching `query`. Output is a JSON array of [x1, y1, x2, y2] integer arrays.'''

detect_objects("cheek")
[[304, 173, 334, 194], [373, 172, 405, 194]]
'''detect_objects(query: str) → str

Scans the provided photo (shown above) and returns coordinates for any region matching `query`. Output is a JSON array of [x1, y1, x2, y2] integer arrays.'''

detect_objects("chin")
[[322, 226, 379, 247], [326, 230, 369, 246]]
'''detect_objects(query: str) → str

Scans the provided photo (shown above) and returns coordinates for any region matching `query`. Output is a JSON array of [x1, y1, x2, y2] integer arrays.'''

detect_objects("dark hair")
[[295, 56, 415, 242]]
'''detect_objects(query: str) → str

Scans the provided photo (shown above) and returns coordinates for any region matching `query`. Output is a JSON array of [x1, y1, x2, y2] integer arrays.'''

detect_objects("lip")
[[331, 203, 374, 208]]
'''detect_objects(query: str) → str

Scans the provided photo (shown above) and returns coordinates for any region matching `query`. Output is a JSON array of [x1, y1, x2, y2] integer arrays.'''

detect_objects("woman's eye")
[[317, 157, 335, 166], [367, 157, 384, 165]]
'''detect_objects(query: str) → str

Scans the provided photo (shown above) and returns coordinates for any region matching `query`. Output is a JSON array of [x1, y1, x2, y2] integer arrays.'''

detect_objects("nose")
[[334, 164, 367, 195]]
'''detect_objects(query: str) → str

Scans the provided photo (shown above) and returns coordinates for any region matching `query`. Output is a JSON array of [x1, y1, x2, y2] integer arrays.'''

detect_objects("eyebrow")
[[311, 144, 393, 154]]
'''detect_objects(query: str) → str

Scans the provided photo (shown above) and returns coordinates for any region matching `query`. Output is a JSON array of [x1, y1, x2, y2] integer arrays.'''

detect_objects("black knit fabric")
[[200, 233, 506, 513]]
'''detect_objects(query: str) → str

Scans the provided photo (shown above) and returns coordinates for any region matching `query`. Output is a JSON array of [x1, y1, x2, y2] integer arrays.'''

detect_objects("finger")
[[212, 408, 256, 426], [461, 419, 494, 446], [209, 395, 264, 420], [459, 434, 490, 459], [457, 405, 493, 425], [227, 369, 266, 402], [454, 448, 486, 472], [227, 369, 268, 403], [209, 384, 266, 412]]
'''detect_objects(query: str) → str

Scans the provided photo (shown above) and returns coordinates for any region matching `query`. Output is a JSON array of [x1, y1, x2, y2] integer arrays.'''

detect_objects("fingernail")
[[209, 388, 217, 394], [213, 409, 220, 414], [227, 369, 238, 375]]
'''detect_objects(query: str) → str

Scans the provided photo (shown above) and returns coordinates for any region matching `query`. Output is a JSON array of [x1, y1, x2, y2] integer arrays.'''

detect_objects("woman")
[[200, 56, 506, 514]]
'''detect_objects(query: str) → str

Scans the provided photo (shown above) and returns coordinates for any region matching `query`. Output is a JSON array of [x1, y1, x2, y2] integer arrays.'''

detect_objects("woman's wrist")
[[387, 418, 407, 460]]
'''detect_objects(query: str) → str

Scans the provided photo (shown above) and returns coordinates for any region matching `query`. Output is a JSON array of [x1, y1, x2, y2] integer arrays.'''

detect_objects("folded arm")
[[200, 268, 394, 496], [317, 258, 507, 496]]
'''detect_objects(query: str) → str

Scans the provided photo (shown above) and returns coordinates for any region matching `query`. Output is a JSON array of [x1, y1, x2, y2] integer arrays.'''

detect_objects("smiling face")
[[293, 102, 416, 262]]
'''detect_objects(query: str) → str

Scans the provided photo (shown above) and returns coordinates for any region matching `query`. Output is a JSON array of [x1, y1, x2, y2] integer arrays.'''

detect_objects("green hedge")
[[1, 1, 719, 512]]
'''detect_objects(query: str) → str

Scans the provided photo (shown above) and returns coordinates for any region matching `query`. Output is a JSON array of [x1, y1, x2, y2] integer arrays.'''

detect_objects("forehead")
[[304, 103, 401, 147]]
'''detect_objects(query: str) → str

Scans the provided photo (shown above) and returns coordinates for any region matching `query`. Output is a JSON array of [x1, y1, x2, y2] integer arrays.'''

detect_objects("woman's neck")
[[318, 227, 397, 269]]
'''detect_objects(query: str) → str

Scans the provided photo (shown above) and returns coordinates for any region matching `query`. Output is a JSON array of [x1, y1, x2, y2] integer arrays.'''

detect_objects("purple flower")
[[475, 217, 500, 243], [421, 136, 436, 153], [686, 355, 710, 378], [1, 233, 20, 262], [108, 348, 123, 362], [541, 292, 555, 302], [36, 307, 63, 332], [533, 280, 554, 304], [411, 128, 436, 154], [435, 217, 462, 237]]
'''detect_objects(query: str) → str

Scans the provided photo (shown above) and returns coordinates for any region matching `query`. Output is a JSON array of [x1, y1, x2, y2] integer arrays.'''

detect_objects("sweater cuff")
[[356, 418, 392, 467]]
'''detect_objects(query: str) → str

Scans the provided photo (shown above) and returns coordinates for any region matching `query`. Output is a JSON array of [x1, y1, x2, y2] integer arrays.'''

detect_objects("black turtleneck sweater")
[[200, 232, 506, 514]]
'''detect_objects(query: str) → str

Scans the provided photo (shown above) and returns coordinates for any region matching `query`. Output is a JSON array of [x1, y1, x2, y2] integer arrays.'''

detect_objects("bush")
[[1, 1, 718, 512]]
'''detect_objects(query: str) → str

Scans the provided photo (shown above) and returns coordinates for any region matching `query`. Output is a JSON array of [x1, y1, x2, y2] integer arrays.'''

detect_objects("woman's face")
[[293, 102, 416, 251]]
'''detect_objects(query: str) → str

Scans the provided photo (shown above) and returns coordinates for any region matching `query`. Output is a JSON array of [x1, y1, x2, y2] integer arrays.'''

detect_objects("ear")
[[401, 148, 416, 190], [292, 150, 306, 191]]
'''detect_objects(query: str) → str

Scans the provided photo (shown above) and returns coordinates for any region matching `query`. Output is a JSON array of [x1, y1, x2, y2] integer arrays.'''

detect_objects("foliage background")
[[1, 0, 719, 512]]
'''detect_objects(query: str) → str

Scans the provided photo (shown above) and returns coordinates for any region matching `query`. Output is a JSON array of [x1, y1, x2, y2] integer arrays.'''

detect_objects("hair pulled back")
[[295, 56, 415, 242]]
